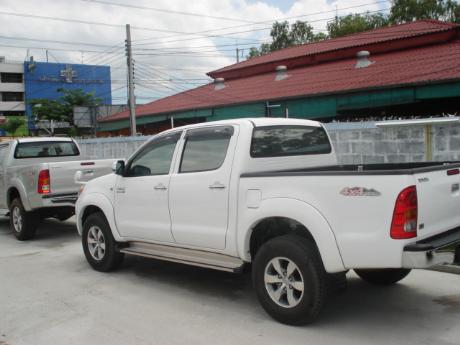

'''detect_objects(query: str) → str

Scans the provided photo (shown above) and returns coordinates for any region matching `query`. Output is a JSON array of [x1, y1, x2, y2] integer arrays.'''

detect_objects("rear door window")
[[250, 125, 331, 158], [179, 126, 233, 173], [14, 141, 80, 159]]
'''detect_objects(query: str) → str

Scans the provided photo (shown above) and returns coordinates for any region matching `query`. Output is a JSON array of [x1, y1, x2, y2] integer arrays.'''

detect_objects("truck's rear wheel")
[[82, 212, 124, 272], [9, 198, 39, 241], [252, 235, 327, 325], [354, 268, 411, 286]]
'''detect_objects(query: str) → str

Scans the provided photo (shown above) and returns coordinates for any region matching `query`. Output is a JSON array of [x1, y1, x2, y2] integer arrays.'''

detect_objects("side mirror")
[[112, 160, 125, 176]]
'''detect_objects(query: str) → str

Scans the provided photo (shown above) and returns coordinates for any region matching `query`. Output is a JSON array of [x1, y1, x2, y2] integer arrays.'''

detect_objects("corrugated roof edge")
[[208, 19, 458, 77]]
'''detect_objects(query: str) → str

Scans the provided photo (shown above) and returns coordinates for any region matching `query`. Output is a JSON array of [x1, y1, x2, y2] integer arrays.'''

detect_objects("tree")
[[327, 13, 389, 38], [246, 1, 460, 59], [29, 99, 66, 122], [29, 88, 101, 126], [247, 21, 326, 58], [290, 21, 326, 44], [0, 117, 24, 136], [389, 0, 460, 23]]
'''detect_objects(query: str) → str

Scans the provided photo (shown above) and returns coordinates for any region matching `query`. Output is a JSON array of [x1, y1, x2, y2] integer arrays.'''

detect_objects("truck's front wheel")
[[82, 212, 124, 272], [354, 268, 411, 286], [9, 198, 39, 241], [252, 235, 327, 325]]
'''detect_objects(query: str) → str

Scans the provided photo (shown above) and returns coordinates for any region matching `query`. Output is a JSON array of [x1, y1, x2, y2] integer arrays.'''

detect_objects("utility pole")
[[125, 24, 137, 136], [236, 47, 240, 63]]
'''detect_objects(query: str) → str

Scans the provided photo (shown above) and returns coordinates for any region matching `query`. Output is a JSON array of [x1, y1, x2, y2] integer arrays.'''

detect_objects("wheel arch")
[[7, 181, 31, 211], [77, 193, 121, 240], [239, 198, 345, 273]]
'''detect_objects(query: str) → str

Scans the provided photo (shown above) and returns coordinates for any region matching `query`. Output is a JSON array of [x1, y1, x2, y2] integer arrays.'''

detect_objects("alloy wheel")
[[264, 257, 305, 308], [87, 226, 106, 261]]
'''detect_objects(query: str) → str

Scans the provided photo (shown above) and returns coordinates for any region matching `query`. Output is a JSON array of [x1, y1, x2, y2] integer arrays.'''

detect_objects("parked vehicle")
[[0, 137, 115, 240], [76, 118, 460, 325]]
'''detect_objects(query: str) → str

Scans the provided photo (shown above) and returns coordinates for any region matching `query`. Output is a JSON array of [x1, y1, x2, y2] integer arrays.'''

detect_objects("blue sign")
[[24, 61, 112, 129]]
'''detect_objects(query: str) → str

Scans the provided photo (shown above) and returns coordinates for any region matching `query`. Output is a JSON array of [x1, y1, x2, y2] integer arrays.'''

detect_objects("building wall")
[[77, 136, 147, 160], [0, 61, 25, 114], [99, 81, 460, 134], [24, 61, 112, 129], [77, 120, 460, 163]]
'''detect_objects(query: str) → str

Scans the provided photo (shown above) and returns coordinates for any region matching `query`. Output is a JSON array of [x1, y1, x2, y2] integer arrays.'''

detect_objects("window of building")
[[250, 125, 332, 158], [179, 126, 233, 173], [1, 92, 24, 102], [0, 73, 23, 83]]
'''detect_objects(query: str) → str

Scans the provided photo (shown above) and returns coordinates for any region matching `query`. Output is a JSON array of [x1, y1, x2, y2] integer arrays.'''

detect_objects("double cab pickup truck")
[[0, 137, 115, 240], [76, 118, 460, 325]]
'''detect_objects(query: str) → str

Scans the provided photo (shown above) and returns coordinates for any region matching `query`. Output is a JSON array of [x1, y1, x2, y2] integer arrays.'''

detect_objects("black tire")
[[9, 198, 39, 241], [354, 268, 411, 286], [252, 235, 327, 325], [82, 212, 124, 272]]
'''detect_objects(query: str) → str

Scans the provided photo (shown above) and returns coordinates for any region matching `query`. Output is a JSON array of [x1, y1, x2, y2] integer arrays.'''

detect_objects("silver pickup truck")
[[0, 137, 115, 240]]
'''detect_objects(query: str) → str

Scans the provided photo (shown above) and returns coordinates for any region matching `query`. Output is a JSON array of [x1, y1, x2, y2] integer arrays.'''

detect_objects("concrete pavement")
[[0, 217, 459, 345]]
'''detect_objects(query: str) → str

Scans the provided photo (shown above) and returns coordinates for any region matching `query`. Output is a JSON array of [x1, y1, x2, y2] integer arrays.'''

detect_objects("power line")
[[0, 42, 120, 55], [0, 10, 260, 42], [129, 7, 391, 48], [125, 50, 460, 114], [81, 0, 256, 24], [131, 1, 390, 45], [0, 35, 120, 48]]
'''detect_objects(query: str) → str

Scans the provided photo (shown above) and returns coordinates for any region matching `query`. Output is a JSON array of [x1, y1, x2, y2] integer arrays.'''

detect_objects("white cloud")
[[0, 0, 382, 103]]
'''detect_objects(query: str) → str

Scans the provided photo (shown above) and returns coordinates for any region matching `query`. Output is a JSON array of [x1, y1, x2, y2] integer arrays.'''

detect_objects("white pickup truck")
[[76, 118, 460, 325], [0, 137, 115, 240]]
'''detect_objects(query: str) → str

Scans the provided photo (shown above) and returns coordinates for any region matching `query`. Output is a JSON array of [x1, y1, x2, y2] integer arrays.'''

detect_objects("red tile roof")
[[101, 20, 460, 124], [101, 38, 460, 123], [208, 19, 458, 79]]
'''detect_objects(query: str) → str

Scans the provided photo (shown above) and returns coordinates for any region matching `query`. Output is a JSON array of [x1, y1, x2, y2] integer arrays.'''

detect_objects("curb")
[[429, 265, 460, 275]]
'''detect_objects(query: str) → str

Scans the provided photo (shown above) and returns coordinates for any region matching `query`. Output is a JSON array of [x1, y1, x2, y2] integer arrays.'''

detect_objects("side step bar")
[[120, 242, 245, 273]]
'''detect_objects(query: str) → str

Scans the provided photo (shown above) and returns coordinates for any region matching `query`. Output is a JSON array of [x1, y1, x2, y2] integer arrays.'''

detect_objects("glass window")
[[180, 126, 233, 173], [14, 141, 80, 159], [1, 73, 22, 83], [2, 92, 24, 102], [127, 132, 180, 177], [250, 125, 332, 158]]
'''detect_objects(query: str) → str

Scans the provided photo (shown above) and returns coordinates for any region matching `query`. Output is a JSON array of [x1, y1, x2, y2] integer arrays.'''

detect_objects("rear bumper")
[[41, 192, 78, 205], [402, 227, 460, 268]]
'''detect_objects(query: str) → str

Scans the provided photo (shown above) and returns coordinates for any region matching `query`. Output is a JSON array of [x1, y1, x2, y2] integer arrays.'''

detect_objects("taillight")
[[390, 185, 417, 239], [38, 169, 51, 194]]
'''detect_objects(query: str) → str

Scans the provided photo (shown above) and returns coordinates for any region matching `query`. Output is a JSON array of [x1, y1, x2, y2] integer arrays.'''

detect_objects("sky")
[[0, 0, 387, 104]]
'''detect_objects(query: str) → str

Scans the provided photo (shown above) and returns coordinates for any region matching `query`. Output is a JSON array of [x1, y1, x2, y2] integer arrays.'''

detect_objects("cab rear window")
[[14, 141, 80, 159], [250, 125, 331, 158]]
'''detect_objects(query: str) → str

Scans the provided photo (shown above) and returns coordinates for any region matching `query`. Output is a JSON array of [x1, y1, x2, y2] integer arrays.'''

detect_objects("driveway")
[[0, 217, 459, 345]]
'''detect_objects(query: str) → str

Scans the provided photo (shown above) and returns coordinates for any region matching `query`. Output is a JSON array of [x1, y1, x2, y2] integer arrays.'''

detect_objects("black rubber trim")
[[42, 192, 78, 199], [404, 227, 460, 252], [240, 162, 460, 178]]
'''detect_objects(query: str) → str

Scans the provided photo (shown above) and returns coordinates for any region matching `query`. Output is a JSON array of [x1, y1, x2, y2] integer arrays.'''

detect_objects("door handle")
[[115, 187, 126, 193], [154, 183, 167, 191], [209, 182, 226, 189]]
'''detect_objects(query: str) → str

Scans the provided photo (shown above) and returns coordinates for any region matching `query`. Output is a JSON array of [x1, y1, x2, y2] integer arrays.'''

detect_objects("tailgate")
[[415, 167, 460, 239], [49, 159, 115, 194]]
